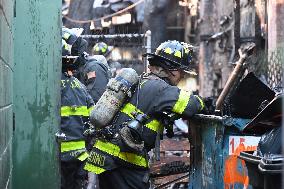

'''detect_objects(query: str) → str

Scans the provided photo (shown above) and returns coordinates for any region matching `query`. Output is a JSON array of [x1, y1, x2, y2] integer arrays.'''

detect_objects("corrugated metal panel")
[[0, 0, 14, 188], [13, 0, 61, 188]]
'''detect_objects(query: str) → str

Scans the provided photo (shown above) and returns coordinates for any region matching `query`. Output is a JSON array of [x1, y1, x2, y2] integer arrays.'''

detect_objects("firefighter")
[[84, 40, 205, 189], [60, 39, 94, 189], [81, 55, 112, 104], [62, 27, 112, 103], [92, 42, 110, 57]]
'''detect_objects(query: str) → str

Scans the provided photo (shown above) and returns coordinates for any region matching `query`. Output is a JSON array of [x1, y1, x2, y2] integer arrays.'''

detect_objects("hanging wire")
[[63, 0, 145, 24]]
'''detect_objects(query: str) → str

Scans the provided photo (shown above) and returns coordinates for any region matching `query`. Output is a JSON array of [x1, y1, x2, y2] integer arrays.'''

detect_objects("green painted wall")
[[0, 0, 14, 188], [13, 0, 61, 188]]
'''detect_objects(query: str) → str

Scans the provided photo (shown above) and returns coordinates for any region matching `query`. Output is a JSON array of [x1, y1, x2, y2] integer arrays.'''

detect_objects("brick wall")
[[0, 0, 14, 188]]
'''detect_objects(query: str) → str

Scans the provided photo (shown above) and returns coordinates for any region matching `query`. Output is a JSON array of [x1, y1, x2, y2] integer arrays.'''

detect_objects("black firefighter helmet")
[[92, 42, 110, 56], [62, 27, 87, 56], [62, 27, 84, 45], [144, 40, 196, 75], [62, 39, 79, 72]]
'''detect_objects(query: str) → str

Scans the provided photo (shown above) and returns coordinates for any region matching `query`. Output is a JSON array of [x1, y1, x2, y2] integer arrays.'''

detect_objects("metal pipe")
[[215, 43, 255, 110], [145, 30, 151, 73], [215, 54, 245, 110], [82, 31, 151, 73], [193, 114, 224, 121], [81, 33, 146, 39]]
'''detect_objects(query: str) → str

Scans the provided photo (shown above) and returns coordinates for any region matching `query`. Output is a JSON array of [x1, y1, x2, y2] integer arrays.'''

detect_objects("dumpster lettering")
[[224, 136, 260, 189], [229, 136, 260, 155]]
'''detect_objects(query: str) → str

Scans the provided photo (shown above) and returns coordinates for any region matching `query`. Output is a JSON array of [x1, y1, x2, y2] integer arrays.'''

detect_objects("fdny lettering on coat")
[[61, 79, 82, 89], [89, 151, 106, 166]]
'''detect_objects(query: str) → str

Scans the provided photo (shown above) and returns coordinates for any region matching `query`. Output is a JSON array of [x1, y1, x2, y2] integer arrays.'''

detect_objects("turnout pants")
[[98, 167, 150, 189], [61, 160, 88, 189]]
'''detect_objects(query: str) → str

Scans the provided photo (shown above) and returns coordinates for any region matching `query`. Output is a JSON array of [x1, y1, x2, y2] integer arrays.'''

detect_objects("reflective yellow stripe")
[[164, 47, 172, 54], [62, 40, 71, 51], [174, 51, 182, 58], [146, 120, 163, 133], [61, 141, 85, 152], [95, 140, 148, 168], [119, 152, 148, 167], [173, 90, 191, 114], [194, 95, 205, 110], [63, 33, 71, 40], [184, 48, 189, 53], [78, 152, 89, 161], [120, 103, 163, 132], [101, 47, 107, 53], [61, 106, 90, 116], [120, 103, 141, 118], [84, 162, 106, 174]]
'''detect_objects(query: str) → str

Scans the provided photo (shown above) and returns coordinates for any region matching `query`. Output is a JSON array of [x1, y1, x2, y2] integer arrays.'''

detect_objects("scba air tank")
[[90, 68, 139, 129]]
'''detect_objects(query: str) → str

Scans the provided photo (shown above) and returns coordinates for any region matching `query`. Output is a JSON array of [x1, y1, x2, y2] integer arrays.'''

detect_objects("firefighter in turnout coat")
[[84, 40, 205, 189]]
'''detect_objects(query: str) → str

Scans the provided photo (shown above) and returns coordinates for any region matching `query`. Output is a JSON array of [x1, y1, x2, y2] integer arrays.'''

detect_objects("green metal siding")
[[0, 0, 14, 188], [13, 0, 61, 188]]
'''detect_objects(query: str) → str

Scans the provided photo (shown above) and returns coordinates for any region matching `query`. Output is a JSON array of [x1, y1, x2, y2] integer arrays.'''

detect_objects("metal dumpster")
[[238, 94, 283, 189], [238, 151, 263, 188], [189, 114, 261, 189]]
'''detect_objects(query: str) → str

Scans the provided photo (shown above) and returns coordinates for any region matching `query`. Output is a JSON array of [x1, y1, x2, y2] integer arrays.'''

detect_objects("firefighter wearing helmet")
[[146, 40, 197, 84], [92, 42, 110, 56], [84, 40, 205, 189], [60, 38, 94, 189], [62, 27, 112, 104]]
